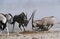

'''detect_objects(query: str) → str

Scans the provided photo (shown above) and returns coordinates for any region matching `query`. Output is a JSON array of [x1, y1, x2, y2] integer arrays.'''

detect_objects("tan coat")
[[41, 16, 56, 26], [33, 16, 56, 30]]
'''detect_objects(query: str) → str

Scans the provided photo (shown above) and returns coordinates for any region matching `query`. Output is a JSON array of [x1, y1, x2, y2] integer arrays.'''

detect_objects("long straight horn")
[[28, 10, 37, 29], [29, 10, 37, 21], [26, 10, 37, 27], [32, 10, 37, 29]]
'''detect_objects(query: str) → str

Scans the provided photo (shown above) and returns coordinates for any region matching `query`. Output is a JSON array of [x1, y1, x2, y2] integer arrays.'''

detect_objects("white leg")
[[6, 22, 9, 35], [48, 25, 52, 29], [12, 23, 15, 32], [44, 25, 47, 29], [6, 26, 9, 35]]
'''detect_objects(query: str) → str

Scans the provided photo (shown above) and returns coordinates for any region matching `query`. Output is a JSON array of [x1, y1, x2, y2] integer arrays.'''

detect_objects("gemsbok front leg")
[[22, 25, 25, 31], [12, 22, 15, 32], [19, 24, 22, 31], [5, 22, 9, 35]]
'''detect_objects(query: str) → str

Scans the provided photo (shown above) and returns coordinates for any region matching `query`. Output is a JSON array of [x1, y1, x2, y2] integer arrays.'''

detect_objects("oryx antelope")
[[32, 16, 56, 31], [0, 13, 13, 35]]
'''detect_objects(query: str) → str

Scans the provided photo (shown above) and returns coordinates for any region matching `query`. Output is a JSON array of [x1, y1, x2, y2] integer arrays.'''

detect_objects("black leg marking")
[[19, 24, 22, 31]]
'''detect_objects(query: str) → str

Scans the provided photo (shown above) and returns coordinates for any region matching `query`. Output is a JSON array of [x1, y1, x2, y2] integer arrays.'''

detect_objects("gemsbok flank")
[[0, 13, 13, 35], [32, 16, 56, 31], [11, 10, 36, 32]]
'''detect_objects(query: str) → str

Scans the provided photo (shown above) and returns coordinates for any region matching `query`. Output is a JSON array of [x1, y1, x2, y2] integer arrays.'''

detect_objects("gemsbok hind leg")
[[22, 25, 25, 31], [2, 23, 9, 35], [6, 26, 9, 35], [19, 24, 22, 31], [48, 24, 54, 30], [12, 22, 15, 32]]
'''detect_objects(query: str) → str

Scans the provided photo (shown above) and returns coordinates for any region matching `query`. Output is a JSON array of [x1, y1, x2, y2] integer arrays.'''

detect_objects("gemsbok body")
[[11, 10, 36, 32], [12, 12, 28, 32], [32, 16, 56, 31], [0, 13, 13, 35]]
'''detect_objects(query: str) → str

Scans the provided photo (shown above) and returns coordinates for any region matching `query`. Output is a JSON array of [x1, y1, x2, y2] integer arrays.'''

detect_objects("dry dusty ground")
[[0, 31, 60, 39]]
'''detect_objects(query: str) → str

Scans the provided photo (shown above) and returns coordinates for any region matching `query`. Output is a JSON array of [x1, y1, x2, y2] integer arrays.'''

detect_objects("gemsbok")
[[11, 10, 36, 32], [0, 13, 13, 35], [32, 16, 56, 31]]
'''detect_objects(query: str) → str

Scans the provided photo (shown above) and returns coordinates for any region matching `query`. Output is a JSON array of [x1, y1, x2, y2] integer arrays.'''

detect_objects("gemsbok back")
[[32, 16, 56, 31]]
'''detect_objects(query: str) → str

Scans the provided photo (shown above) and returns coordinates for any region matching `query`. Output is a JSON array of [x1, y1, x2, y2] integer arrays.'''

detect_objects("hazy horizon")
[[0, 0, 60, 32]]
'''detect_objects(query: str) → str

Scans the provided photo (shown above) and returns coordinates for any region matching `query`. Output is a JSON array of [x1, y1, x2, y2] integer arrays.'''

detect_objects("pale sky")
[[0, 0, 60, 21]]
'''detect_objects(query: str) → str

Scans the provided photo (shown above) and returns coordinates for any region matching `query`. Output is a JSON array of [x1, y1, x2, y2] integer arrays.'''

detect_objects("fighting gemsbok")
[[32, 16, 56, 31], [11, 10, 36, 32]]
